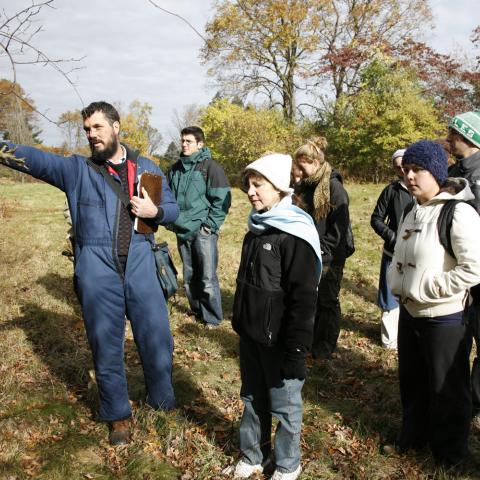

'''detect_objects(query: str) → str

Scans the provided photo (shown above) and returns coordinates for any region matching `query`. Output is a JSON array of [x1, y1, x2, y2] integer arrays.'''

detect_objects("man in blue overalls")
[[1, 101, 179, 445]]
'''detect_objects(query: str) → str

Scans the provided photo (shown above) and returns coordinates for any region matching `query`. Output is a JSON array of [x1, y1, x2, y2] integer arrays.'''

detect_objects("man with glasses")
[[167, 126, 231, 328]]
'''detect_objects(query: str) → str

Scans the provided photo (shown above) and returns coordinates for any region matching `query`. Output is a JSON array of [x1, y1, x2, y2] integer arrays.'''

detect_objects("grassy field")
[[0, 180, 479, 479]]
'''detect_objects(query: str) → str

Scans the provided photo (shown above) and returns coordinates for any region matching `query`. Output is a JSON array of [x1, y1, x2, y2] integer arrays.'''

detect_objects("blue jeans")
[[377, 253, 398, 311], [177, 229, 223, 325], [239, 338, 304, 473]]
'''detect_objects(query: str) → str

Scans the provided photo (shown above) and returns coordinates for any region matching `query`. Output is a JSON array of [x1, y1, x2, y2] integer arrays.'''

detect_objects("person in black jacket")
[[447, 111, 480, 426], [370, 149, 412, 349], [227, 153, 321, 480], [293, 137, 351, 359]]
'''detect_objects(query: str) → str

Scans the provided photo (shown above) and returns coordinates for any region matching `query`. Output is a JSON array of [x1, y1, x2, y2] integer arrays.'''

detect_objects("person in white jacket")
[[387, 140, 480, 468]]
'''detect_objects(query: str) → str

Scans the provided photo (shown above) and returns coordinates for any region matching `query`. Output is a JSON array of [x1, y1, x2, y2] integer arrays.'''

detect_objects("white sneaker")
[[271, 464, 302, 480], [223, 459, 262, 478]]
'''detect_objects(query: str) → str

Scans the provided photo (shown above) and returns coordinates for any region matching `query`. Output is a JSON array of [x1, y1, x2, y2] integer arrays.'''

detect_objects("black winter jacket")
[[295, 170, 350, 266], [232, 228, 318, 353], [449, 151, 480, 215], [370, 180, 412, 255], [449, 151, 480, 303]]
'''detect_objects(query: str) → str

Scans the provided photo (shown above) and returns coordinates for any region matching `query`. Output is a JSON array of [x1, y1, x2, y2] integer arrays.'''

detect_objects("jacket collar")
[[456, 150, 480, 175]]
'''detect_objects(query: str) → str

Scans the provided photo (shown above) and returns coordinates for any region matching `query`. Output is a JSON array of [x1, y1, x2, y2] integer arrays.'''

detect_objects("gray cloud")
[[1, 0, 477, 150]]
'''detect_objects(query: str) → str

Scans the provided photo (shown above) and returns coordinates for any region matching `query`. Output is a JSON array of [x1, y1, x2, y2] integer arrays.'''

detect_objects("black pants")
[[397, 307, 471, 466], [467, 304, 480, 414], [311, 263, 344, 358]]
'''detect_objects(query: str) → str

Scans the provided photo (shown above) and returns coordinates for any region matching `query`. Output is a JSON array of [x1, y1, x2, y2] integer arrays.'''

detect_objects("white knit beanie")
[[244, 153, 294, 194], [391, 149, 406, 162]]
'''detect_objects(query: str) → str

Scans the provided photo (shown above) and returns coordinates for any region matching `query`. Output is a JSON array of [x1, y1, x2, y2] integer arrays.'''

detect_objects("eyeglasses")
[[181, 139, 196, 145]]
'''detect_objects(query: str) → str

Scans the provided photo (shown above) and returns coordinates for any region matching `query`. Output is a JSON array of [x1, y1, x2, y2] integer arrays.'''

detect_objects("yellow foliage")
[[200, 99, 300, 177]]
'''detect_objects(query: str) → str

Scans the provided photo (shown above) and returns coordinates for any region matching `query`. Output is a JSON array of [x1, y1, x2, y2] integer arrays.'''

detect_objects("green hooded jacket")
[[167, 147, 231, 240]]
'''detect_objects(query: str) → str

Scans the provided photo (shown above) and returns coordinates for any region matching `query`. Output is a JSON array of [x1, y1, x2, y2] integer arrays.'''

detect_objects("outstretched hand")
[[130, 187, 158, 218]]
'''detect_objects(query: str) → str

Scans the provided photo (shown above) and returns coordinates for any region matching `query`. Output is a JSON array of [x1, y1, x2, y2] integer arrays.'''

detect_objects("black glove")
[[384, 229, 396, 252], [281, 350, 307, 380]]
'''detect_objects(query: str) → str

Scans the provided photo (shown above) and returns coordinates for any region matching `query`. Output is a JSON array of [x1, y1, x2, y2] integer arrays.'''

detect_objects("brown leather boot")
[[109, 418, 132, 445]]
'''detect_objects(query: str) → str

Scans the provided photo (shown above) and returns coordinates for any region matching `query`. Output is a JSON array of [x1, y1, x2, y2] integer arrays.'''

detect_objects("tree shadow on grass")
[[171, 285, 236, 320], [38, 272, 81, 313], [342, 274, 378, 306], [342, 312, 380, 345], [175, 318, 239, 360], [0, 302, 95, 414], [172, 366, 239, 457]]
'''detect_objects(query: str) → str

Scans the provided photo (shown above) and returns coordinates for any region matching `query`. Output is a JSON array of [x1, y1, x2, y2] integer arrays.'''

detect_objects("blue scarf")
[[248, 196, 322, 279]]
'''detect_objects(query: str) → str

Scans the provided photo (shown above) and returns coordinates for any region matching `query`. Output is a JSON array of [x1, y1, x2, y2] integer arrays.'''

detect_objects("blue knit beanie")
[[403, 140, 448, 185]]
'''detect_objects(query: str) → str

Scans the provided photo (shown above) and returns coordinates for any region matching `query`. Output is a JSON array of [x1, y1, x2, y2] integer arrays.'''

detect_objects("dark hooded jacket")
[[370, 180, 412, 255], [449, 151, 480, 214], [167, 147, 231, 241], [294, 170, 350, 266]]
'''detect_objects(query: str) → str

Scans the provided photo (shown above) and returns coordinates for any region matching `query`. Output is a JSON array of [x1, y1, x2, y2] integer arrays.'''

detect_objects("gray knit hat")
[[403, 140, 448, 185], [449, 111, 480, 148], [391, 149, 406, 162]]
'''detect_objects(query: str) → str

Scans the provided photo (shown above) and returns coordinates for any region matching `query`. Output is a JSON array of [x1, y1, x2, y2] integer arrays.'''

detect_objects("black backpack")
[[402, 200, 460, 259]]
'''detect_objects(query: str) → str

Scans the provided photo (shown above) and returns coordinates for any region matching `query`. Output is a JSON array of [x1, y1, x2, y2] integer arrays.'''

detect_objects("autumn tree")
[[201, 0, 430, 124], [170, 103, 203, 141], [473, 26, 480, 67], [200, 99, 299, 177], [0, 79, 40, 145], [324, 60, 443, 181], [117, 100, 162, 156], [388, 38, 480, 121], [312, 0, 431, 118], [163, 141, 180, 164], [58, 109, 88, 153], [201, 0, 328, 122]]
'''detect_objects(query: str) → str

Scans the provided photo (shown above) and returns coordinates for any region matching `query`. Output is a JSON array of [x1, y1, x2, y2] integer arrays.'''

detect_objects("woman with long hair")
[[293, 137, 352, 359]]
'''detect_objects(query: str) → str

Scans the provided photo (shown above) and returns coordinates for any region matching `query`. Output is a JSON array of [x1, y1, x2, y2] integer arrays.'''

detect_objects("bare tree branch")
[[0, 0, 85, 126], [147, 0, 207, 43]]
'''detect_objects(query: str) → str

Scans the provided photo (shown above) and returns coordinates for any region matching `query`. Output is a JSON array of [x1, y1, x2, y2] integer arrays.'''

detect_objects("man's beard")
[[90, 134, 120, 163]]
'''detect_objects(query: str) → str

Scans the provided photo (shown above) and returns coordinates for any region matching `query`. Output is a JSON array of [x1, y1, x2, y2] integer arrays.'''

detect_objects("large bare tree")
[[201, 0, 328, 122], [201, 0, 431, 122]]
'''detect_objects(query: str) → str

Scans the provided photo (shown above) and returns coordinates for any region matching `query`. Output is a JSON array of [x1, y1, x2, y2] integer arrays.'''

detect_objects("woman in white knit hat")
[[227, 153, 321, 480]]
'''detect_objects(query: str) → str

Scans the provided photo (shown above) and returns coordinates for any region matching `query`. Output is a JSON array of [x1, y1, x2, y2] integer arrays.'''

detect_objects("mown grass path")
[[1, 181, 479, 479]]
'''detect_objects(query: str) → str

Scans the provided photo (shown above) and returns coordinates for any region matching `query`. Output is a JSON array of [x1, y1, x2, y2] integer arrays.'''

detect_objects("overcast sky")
[[1, 0, 478, 150]]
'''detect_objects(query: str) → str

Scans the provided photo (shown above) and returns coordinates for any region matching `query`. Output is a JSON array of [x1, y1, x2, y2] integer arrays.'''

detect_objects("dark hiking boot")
[[109, 418, 132, 445]]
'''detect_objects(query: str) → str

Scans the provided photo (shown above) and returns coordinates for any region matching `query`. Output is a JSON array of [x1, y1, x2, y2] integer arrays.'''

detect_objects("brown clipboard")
[[135, 171, 163, 234]]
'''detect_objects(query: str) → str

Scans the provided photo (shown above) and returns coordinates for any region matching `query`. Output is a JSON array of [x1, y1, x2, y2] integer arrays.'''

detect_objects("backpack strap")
[[86, 158, 131, 209], [437, 200, 460, 260]]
